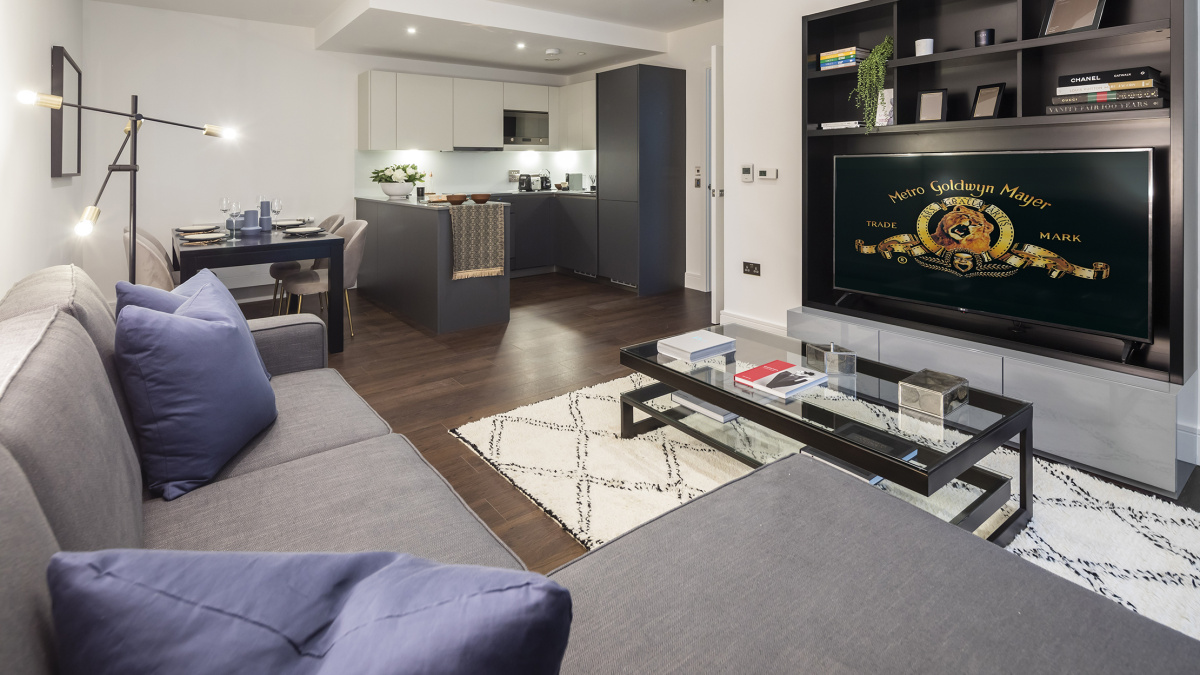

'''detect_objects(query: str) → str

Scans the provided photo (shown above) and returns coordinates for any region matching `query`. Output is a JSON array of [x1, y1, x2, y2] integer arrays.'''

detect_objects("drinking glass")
[[228, 202, 242, 240], [272, 199, 283, 221], [219, 197, 231, 222]]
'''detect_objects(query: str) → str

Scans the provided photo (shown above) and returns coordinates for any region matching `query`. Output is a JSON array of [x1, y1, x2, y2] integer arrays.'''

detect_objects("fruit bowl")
[[470, 193, 491, 204], [445, 194, 468, 205]]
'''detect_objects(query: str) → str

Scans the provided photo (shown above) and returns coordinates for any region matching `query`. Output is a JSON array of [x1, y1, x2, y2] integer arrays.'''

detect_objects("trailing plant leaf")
[[849, 36, 893, 134]]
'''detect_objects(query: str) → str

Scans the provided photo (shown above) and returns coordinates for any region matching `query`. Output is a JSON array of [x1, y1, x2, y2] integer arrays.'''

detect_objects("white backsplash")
[[355, 149, 596, 197]]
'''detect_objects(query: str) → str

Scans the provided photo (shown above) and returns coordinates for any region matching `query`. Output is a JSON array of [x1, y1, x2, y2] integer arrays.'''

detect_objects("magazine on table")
[[657, 330, 736, 362], [735, 360, 828, 399]]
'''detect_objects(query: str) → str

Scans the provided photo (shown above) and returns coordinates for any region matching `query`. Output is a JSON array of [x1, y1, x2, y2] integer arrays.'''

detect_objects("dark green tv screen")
[[833, 150, 1153, 341]]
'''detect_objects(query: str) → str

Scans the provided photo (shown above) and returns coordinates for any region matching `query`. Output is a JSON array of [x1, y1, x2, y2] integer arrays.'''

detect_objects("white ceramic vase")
[[380, 182, 415, 200]]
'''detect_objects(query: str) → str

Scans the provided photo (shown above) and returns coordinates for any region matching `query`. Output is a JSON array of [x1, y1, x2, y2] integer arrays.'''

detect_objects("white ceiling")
[[485, 0, 724, 33], [97, 0, 344, 28], [318, 9, 660, 74], [98, 0, 723, 32]]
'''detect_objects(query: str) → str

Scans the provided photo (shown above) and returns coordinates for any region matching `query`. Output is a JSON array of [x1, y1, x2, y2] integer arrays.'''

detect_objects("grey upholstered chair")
[[280, 220, 368, 337], [270, 215, 345, 314], [123, 229, 177, 291]]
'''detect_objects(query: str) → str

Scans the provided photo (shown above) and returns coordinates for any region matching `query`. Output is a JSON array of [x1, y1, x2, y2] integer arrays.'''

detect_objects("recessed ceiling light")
[[578, 52, 587, 56], [407, 27, 417, 34], [517, 43, 526, 49]]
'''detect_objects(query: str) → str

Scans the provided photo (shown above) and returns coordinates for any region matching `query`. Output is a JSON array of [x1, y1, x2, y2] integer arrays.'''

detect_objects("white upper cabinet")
[[453, 78, 505, 149], [358, 71, 397, 151], [396, 73, 454, 152], [559, 80, 596, 151], [503, 83, 549, 112]]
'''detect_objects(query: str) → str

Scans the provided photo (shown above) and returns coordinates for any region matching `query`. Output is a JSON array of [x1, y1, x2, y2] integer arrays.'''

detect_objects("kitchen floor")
[[243, 273, 714, 572]]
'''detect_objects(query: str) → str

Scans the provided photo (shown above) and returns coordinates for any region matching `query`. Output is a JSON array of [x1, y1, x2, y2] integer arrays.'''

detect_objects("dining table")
[[170, 224, 346, 353]]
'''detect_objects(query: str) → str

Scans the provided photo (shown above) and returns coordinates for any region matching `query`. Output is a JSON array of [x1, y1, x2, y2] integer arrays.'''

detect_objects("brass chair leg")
[[345, 289, 355, 337], [296, 295, 303, 315]]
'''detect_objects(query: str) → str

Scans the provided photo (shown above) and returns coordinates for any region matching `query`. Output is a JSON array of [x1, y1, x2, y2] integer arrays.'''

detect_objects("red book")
[[735, 360, 795, 385]]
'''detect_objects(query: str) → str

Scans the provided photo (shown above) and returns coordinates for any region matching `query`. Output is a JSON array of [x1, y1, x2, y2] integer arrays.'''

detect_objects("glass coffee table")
[[620, 324, 1033, 546]]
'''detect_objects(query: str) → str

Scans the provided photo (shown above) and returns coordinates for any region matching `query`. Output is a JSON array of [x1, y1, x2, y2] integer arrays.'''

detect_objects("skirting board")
[[685, 271, 708, 292], [719, 310, 786, 336]]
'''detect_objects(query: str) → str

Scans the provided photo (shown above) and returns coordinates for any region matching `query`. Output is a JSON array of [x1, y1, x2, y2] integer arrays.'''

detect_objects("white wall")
[[0, 0, 84, 294], [355, 150, 595, 197], [571, 19, 724, 293], [720, 0, 853, 330], [79, 0, 573, 298]]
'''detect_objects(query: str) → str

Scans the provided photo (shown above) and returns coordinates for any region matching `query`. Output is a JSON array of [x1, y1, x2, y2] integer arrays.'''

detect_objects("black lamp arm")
[[57, 101, 207, 133]]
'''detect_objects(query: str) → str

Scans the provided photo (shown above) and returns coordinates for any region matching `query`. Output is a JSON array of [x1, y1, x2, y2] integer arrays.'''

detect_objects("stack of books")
[[735, 360, 827, 399], [819, 121, 862, 130], [657, 331, 736, 362], [671, 391, 739, 424], [1047, 66, 1166, 115], [819, 47, 870, 71]]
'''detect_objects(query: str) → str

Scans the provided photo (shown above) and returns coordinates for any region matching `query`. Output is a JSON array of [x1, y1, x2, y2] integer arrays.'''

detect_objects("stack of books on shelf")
[[1047, 66, 1166, 115], [657, 330, 736, 362], [819, 121, 862, 130], [819, 47, 870, 71]]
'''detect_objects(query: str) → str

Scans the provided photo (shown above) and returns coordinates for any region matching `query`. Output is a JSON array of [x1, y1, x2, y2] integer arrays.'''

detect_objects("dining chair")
[[280, 220, 367, 337], [123, 230, 176, 291], [270, 215, 345, 314]]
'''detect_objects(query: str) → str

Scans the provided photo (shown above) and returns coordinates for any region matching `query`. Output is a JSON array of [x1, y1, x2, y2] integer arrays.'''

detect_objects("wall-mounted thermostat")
[[757, 168, 779, 180], [741, 164, 755, 183]]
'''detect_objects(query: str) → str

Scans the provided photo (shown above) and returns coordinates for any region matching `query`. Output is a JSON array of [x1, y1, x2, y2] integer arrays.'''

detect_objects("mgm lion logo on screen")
[[856, 196, 1110, 281]]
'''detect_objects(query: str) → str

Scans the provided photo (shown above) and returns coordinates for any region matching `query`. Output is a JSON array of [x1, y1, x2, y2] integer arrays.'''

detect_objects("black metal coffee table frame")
[[619, 341, 1033, 547]]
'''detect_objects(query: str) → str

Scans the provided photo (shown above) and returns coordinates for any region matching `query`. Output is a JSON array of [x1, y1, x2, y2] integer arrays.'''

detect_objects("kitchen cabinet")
[[559, 81, 596, 151], [504, 83, 549, 112], [596, 64, 685, 296], [453, 78, 504, 149], [358, 71, 397, 150], [496, 194, 555, 271], [396, 73, 453, 151], [556, 196, 598, 276]]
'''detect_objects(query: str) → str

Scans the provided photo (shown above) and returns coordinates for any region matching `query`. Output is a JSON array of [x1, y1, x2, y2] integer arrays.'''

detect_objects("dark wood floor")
[[245, 274, 714, 573]]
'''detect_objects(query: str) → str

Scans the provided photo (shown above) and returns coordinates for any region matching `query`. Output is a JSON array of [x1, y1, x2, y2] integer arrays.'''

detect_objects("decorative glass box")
[[805, 342, 857, 376], [898, 369, 969, 418]]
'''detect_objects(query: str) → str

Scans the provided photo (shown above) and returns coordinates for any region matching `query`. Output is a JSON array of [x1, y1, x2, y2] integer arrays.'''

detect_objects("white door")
[[709, 46, 725, 324]]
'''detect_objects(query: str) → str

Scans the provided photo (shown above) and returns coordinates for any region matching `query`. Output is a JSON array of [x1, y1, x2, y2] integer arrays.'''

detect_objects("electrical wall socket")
[[743, 262, 761, 276], [508, 170, 520, 182]]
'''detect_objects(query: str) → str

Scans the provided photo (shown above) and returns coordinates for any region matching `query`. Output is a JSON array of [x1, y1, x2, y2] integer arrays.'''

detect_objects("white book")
[[735, 360, 828, 399], [671, 391, 738, 424], [657, 331, 735, 362], [1056, 79, 1157, 95]]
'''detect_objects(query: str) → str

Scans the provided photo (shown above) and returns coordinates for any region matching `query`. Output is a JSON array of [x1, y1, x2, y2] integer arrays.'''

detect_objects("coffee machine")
[[538, 170, 552, 191], [518, 174, 533, 192]]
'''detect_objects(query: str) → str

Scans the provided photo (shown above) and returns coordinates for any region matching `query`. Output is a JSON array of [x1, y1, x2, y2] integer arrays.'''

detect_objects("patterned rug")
[[451, 372, 1200, 639]]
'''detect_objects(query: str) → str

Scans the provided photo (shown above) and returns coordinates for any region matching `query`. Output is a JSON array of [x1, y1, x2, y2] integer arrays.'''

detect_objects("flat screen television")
[[833, 150, 1153, 342]]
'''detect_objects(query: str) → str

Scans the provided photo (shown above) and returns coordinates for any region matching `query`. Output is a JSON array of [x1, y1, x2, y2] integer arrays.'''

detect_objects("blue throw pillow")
[[48, 550, 573, 675], [115, 283, 277, 499], [116, 269, 270, 379]]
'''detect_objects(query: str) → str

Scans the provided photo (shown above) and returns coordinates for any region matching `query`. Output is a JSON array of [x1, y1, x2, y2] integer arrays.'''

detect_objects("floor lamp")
[[17, 90, 235, 283]]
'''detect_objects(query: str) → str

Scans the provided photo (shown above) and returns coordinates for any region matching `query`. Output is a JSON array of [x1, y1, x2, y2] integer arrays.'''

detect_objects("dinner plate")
[[284, 227, 323, 235], [182, 233, 227, 242], [176, 225, 218, 234], [273, 219, 306, 227]]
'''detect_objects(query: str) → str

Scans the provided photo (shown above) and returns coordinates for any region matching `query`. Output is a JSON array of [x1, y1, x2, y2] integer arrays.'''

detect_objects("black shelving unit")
[[801, 0, 1190, 384]]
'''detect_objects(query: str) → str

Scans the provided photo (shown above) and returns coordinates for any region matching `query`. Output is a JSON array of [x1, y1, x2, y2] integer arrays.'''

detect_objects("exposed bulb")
[[74, 219, 94, 236], [16, 90, 37, 105]]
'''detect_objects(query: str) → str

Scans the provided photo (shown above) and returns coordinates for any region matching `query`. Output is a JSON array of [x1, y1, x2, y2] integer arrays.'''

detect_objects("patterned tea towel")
[[450, 203, 506, 280]]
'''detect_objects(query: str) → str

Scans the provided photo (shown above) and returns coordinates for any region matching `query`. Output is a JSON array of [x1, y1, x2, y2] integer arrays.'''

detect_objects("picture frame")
[[1041, 0, 1106, 37], [51, 45, 82, 178], [970, 83, 1006, 119], [916, 89, 948, 123]]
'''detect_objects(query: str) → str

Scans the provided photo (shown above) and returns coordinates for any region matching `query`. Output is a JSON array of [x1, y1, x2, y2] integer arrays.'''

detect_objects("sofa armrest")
[[247, 315, 327, 376]]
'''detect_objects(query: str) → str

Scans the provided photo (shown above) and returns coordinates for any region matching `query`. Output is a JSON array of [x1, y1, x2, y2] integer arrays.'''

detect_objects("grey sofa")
[[2, 266, 1198, 674]]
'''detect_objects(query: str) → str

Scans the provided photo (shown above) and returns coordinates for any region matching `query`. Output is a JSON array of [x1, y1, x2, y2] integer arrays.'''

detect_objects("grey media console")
[[788, 307, 1198, 497], [355, 197, 511, 334]]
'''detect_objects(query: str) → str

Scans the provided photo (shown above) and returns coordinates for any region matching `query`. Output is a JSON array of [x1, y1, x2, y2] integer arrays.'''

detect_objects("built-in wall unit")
[[794, 0, 1197, 496]]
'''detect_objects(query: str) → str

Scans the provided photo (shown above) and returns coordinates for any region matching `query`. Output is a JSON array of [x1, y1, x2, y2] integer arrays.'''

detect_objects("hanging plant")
[[849, 36, 894, 134]]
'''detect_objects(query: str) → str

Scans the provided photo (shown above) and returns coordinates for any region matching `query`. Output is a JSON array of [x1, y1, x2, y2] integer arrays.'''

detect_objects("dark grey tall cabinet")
[[596, 64, 686, 296]]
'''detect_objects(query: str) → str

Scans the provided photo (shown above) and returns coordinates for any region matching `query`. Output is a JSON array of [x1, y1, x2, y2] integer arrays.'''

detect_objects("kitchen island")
[[355, 197, 512, 334]]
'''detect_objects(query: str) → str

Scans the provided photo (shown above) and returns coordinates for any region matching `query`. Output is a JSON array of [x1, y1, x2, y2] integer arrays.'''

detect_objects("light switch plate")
[[508, 170, 520, 182], [757, 168, 779, 180], [741, 164, 755, 183]]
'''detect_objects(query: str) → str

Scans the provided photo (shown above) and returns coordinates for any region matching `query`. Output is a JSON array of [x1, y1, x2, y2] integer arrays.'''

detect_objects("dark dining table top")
[[171, 225, 343, 253]]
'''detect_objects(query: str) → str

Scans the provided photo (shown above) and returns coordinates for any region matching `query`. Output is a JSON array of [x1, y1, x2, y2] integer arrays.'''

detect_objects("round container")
[[445, 194, 468, 205], [380, 182, 415, 200], [470, 194, 491, 204]]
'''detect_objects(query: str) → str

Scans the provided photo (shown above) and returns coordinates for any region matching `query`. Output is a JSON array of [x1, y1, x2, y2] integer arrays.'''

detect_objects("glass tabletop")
[[172, 224, 342, 252], [621, 324, 1029, 473]]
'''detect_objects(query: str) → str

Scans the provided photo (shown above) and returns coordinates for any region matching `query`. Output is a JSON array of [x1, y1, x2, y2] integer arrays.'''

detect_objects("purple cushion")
[[48, 550, 573, 675], [115, 283, 277, 500], [117, 269, 270, 379]]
